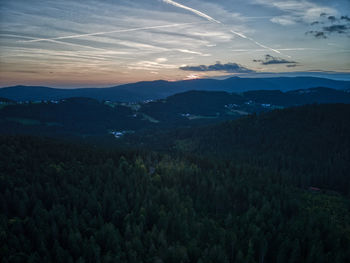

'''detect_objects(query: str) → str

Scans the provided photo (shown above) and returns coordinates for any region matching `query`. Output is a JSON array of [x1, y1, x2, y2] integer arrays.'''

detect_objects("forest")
[[1, 103, 350, 263], [125, 104, 350, 194]]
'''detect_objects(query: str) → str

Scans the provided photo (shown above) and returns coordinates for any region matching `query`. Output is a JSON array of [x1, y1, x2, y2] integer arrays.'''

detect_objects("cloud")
[[179, 62, 255, 73], [306, 31, 327, 39], [270, 16, 296, 26], [341, 16, 350, 22], [156, 57, 168, 63], [185, 74, 201, 80], [306, 14, 350, 38], [255, 0, 338, 25], [175, 49, 208, 56], [128, 59, 178, 71], [286, 64, 299, 68], [253, 54, 297, 67], [323, 25, 348, 33], [328, 16, 337, 22]]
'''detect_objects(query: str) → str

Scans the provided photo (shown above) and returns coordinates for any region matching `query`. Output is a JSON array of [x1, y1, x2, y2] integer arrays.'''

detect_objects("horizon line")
[[1, 71, 350, 89]]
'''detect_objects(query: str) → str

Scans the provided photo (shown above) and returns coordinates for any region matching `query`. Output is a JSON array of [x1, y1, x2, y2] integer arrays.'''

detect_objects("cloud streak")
[[179, 62, 255, 73], [162, 0, 286, 56], [232, 48, 324, 52], [162, 0, 221, 24], [230, 30, 283, 55], [17, 23, 197, 43], [2, 33, 112, 51], [128, 59, 178, 71]]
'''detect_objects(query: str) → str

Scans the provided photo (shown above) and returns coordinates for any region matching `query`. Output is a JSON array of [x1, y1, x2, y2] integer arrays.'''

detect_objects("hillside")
[[0, 98, 149, 137], [0, 97, 15, 103], [1, 88, 350, 139], [245, 87, 350, 106], [125, 104, 350, 194], [1, 77, 349, 102], [140, 87, 350, 122]]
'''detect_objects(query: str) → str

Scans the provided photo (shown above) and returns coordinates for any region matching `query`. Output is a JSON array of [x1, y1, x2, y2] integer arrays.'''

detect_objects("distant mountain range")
[[1, 76, 349, 102]]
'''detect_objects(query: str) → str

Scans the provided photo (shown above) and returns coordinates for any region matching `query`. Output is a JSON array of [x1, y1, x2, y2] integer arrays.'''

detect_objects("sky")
[[0, 0, 349, 88]]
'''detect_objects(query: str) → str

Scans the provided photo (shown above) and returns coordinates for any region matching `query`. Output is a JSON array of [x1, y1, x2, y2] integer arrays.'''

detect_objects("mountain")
[[1, 77, 349, 102], [1, 87, 350, 138]]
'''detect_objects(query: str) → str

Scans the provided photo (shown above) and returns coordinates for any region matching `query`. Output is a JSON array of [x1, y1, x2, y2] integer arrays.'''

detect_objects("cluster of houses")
[[14, 100, 61, 104], [1, 99, 65, 108], [109, 131, 126, 138], [224, 104, 239, 109], [109, 130, 135, 139], [225, 102, 273, 109]]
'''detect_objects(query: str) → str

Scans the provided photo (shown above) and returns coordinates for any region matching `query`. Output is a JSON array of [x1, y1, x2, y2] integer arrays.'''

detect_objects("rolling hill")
[[1, 87, 350, 138], [125, 103, 350, 193], [139, 87, 350, 122], [0, 97, 150, 137], [1, 77, 349, 102]]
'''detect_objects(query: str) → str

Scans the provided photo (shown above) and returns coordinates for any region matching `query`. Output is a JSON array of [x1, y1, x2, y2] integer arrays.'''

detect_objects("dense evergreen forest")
[[1, 104, 350, 262], [126, 104, 350, 194]]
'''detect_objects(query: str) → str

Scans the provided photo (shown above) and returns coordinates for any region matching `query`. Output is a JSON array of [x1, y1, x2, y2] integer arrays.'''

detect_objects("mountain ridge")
[[1, 76, 349, 102]]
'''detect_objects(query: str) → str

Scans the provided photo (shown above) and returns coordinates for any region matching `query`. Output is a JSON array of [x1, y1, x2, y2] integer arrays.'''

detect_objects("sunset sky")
[[0, 0, 349, 88]]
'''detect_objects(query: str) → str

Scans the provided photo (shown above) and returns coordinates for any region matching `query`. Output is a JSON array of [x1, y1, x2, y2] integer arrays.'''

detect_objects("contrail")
[[163, 0, 221, 24], [42, 39, 109, 51], [162, 0, 288, 57], [231, 48, 325, 52], [3, 33, 112, 51], [17, 22, 197, 43], [230, 30, 282, 55]]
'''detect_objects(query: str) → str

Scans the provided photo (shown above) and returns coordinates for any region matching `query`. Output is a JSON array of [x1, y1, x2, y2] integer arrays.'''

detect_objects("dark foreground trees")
[[1, 134, 349, 263]]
